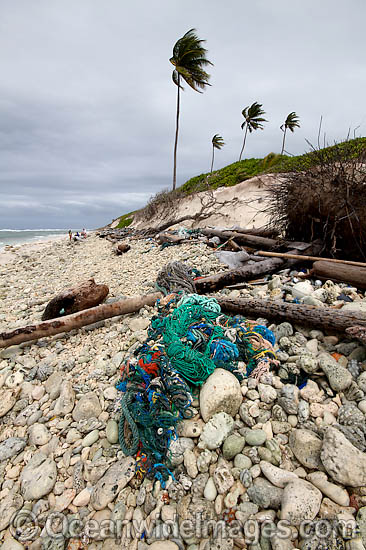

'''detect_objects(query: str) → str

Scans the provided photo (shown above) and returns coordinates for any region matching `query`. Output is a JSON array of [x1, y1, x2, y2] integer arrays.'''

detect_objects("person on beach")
[[68, 230, 72, 241], [81, 228, 87, 238]]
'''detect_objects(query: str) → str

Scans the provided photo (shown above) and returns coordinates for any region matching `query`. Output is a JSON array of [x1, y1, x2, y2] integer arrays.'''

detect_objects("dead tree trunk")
[[313, 261, 366, 290], [0, 293, 162, 349], [42, 279, 109, 321], [215, 296, 366, 333]]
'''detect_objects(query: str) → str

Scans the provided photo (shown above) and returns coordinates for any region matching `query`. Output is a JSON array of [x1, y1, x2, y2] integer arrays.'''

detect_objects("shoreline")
[[0, 234, 70, 266]]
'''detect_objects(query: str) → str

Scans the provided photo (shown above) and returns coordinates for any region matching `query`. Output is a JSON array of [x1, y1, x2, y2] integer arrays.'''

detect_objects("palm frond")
[[212, 134, 225, 149], [283, 111, 300, 132], [171, 29, 212, 92], [241, 102, 267, 132]]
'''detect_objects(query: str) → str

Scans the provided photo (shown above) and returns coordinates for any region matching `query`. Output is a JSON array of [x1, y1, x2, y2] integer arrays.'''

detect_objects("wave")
[[0, 229, 67, 232]]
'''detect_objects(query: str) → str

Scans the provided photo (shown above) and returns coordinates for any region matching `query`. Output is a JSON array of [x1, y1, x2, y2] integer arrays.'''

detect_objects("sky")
[[0, 0, 365, 229]]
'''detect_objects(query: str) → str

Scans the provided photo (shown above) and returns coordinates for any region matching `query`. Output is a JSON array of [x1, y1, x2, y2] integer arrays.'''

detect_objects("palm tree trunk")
[[281, 128, 287, 155], [239, 125, 248, 162], [172, 75, 181, 190], [210, 145, 215, 173]]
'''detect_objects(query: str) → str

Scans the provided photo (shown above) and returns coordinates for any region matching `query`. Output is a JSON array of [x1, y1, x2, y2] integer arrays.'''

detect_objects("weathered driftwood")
[[256, 250, 366, 268], [195, 257, 285, 293], [157, 232, 184, 245], [0, 293, 162, 349], [200, 228, 281, 250], [196, 242, 323, 293], [116, 243, 131, 255], [42, 279, 109, 321], [215, 296, 366, 333], [313, 261, 366, 290], [200, 228, 310, 251]]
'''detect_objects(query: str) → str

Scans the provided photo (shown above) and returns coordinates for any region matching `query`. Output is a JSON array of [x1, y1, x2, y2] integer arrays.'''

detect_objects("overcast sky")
[[0, 0, 365, 229]]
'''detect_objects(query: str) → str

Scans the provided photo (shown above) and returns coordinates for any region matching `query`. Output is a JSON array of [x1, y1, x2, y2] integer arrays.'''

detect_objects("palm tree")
[[280, 112, 300, 155], [170, 29, 212, 190], [210, 134, 225, 173], [239, 102, 267, 162]]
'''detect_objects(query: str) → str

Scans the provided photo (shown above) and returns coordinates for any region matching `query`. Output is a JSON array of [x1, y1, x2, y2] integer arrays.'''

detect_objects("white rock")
[[199, 368, 242, 422], [0, 389, 16, 417], [148, 542, 179, 550], [198, 412, 234, 450], [54, 381, 75, 416], [28, 423, 51, 446], [5, 371, 23, 388], [0, 537, 25, 550], [289, 429, 323, 469], [72, 391, 101, 421], [20, 452, 57, 500], [54, 488, 76, 511], [306, 471, 350, 506], [90, 457, 135, 510], [280, 479, 322, 525], [292, 281, 314, 299], [73, 487, 91, 507], [0, 492, 23, 531], [183, 449, 198, 479], [260, 461, 299, 488], [178, 418, 204, 438], [204, 477, 217, 501], [321, 427, 366, 487]]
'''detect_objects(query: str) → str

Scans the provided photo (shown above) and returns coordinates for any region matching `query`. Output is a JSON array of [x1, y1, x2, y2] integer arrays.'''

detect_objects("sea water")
[[0, 229, 68, 251]]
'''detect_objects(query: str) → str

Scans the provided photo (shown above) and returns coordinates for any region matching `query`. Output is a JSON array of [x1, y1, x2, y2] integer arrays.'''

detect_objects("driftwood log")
[[200, 229, 310, 251], [195, 257, 285, 293], [0, 293, 162, 349], [256, 250, 366, 268], [196, 242, 323, 293], [215, 296, 366, 333], [313, 261, 366, 290], [116, 243, 131, 255], [42, 279, 109, 321]]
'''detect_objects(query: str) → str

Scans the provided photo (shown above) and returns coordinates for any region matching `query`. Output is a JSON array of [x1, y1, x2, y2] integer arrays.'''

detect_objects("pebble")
[[106, 419, 119, 444], [245, 429, 267, 446], [82, 429, 100, 447]]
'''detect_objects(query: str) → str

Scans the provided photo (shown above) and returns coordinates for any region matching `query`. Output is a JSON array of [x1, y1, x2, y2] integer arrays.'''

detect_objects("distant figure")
[[76, 231, 80, 237], [81, 228, 87, 238], [68, 230, 72, 241]]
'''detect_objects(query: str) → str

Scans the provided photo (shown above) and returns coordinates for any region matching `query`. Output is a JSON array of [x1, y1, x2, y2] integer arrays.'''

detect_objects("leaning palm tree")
[[170, 29, 212, 190], [239, 102, 267, 161], [210, 134, 225, 173], [280, 112, 300, 155]]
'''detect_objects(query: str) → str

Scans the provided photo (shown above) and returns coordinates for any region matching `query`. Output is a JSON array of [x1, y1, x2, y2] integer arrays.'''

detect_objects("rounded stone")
[[82, 429, 100, 447], [199, 368, 242, 422], [203, 477, 217, 501], [234, 454, 252, 470], [28, 423, 51, 446], [106, 419, 119, 444], [245, 429, 267, 446], [222, 434, 245, 460]]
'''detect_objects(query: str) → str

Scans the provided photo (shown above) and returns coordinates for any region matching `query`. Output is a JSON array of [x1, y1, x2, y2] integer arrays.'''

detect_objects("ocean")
[[0, 229, 68, 251]]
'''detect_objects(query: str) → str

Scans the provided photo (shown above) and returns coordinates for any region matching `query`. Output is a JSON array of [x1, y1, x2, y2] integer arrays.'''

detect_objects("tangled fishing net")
[[115, 284, 278, 485]]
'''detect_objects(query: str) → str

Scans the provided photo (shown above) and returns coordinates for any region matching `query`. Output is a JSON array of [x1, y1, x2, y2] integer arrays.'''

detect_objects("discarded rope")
[[115, 292, 278, 483]]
